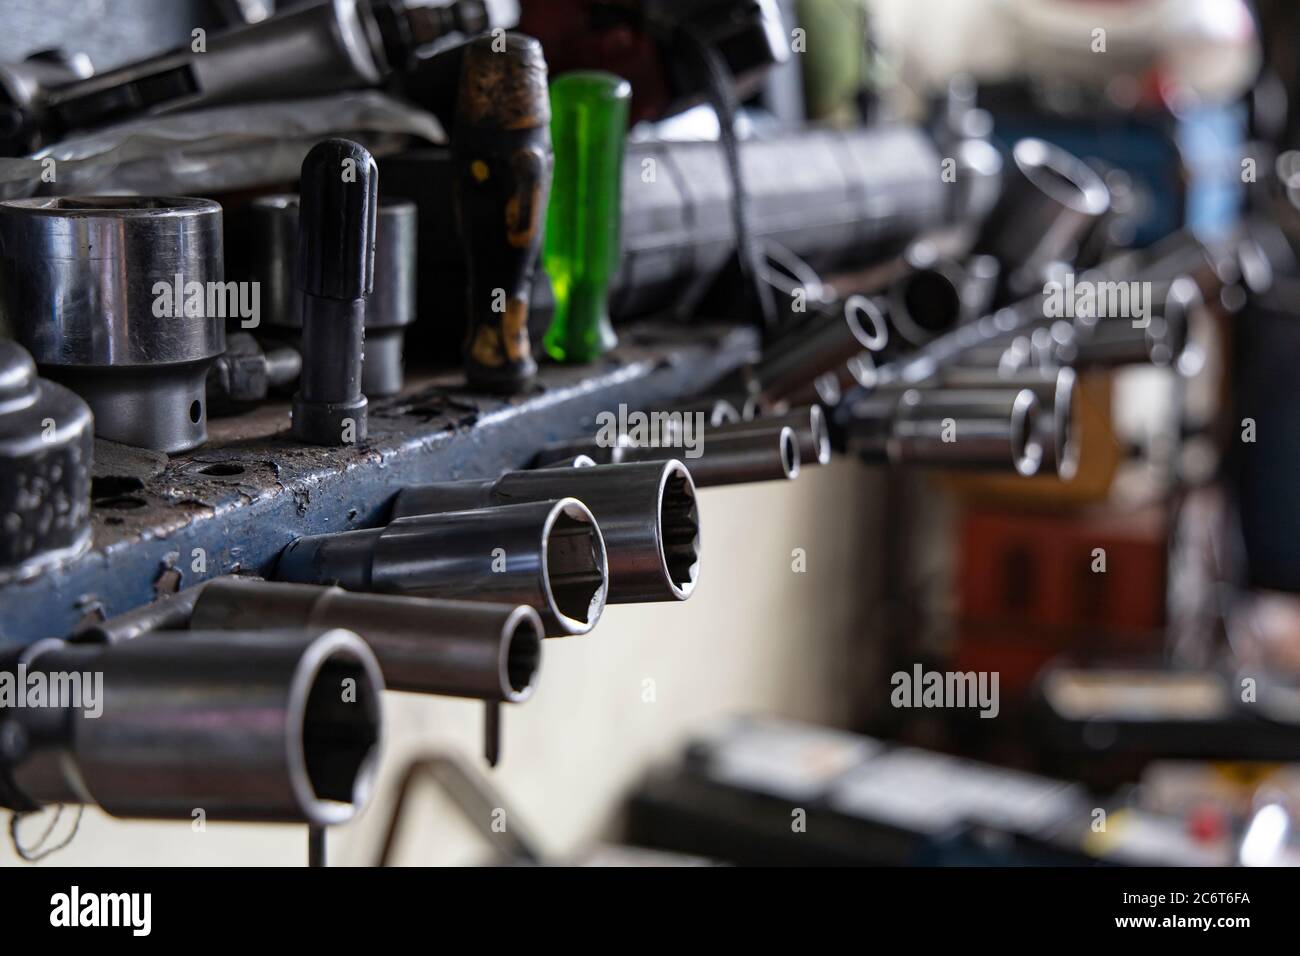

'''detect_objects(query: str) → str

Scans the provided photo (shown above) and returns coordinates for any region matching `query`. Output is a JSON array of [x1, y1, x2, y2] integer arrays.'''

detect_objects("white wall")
[[2, 460, 884, 867]]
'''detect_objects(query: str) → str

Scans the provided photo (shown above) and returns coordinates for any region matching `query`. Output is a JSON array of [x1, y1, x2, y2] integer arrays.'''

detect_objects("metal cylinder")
[[0, 196, 225, 452], [3, 629, 384, 824], [892, 388, 1042, 476], [275, 498, 608, 636], [1065, 275, 1199, 370], [0, 341, 93, 584], [937, 367, 1079, 479], [753, 294, 888, 402], [392, 460, 700, 604], [887, 245, 968, 347], [848, 387, 1043, 476], [191, 578, 543, 702], [973, 138, 1110, 299], [621, 427, 801, 486], [251, 193, 417, 396], [708, 405, 831, 467]]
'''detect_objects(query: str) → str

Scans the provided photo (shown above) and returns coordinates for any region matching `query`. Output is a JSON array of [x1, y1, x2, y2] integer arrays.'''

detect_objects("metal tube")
[[706, 405, 831, 467], [274, 498, 608, 636], [848, 387, 1043, 476], [936, 367, 1079, 479], [392, 461, 700, 604], [619, 427, 801, 486], [191, 578, 542, 702], [753, 294, 888, 402], [3, 629, 384, 824]]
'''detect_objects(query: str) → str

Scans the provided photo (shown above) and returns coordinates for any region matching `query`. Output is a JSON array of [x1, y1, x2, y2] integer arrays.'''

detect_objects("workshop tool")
[[207, 331, 302, 413], [0, 0, 490, 154], [846, 387, 1043, 476], [542, 71, 632, 363], [533, 424, 801, 486], [886, 248, 1001, 348], [251, 193, 417, 397], [973, 138, 1111, 301], [392, 459, 700, 603], [193, 577, 543, 767], [0, 628, 384, 825], [0, 340, 93, 583], [750, 295, 889, 404], [705, 405, 831, 467], [291, 138, 377, 446], [191, 578, 543, 703], [0, 196, 225, 453], [275, 498, 608, 637], [452, 32, 553, 393], [382, 124, 947, 363], [923, 366, 1079, 479]]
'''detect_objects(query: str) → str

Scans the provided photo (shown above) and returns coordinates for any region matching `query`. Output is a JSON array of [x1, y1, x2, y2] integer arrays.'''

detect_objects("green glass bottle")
[[542, 71, 632, 364]]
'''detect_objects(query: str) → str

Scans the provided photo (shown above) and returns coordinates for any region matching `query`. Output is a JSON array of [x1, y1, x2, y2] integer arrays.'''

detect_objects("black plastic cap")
[[296, 138, 378, 301]]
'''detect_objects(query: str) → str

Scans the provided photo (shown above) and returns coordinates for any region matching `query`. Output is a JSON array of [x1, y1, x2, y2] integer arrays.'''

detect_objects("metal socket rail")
[[0, 322, 755, 646]]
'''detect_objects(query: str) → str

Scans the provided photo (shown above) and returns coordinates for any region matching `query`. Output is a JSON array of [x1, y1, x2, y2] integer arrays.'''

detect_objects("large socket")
[[275, 498, 608, 637], [0, 629, 384, 825], [392, 460, 700, 604], [0, 196, 225, 452]]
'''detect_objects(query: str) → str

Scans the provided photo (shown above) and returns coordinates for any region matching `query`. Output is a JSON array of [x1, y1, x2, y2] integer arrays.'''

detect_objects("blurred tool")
[[275, 498, 608, 637], [291, 139, 377, 446], [0, 628, 384, 824], [0, 341, 93, 582], [393, 460, 700, 603], [0, 0, 490, 155], [534, 424, 801, 486], [0, 196, 225, 452], [452, 32, 553, 393], [252, 194, 416, 398], [542, 71, 632, 364]]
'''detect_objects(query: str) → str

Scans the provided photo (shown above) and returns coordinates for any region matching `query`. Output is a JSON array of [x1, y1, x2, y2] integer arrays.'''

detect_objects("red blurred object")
[[517, 0, 673, 124], [955, 505, 1168, 701]]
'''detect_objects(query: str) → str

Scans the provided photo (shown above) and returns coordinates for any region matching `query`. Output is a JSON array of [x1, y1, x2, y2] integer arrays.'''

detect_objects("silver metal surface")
[[191, 578, 543, 702], [708, 405, 830, 466], [7, 628, 384, 824], [621, 427, 801, 486], [392, 460, 700, 604], [0, 195, 224, 452], [275, 498, 608, 636], [753, 294, 888, 402]]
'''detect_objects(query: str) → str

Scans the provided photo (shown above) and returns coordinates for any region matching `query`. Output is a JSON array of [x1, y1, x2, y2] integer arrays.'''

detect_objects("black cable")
[[675, 25, 779, 335]]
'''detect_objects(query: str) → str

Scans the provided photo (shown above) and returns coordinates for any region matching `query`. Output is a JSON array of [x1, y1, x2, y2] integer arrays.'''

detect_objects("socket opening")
[[902, 269, 962, 335], [294, 632, 383, 824], [844, 294, 890, 351], [500, 606, 544, 702], [808, 405, 832, 465], [1053, 369, 1081, 481], [778, 426, 801, 479], [1014, 139, 1110, 216], [659, 462, 701, 599], [1010, 390, 1044, 478], [542, 501, 608, 633]]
